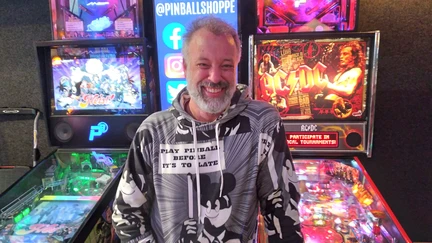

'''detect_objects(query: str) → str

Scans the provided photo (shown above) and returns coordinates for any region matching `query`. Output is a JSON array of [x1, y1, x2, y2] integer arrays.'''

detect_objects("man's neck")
[[186, 99, 223, 123], [340, 64, 355, 73]]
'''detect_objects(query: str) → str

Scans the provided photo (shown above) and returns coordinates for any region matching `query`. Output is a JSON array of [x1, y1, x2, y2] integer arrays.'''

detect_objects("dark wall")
[[0, 0, 430, 241], [0, 1, 52, 165], [357, 0, 432, 241]]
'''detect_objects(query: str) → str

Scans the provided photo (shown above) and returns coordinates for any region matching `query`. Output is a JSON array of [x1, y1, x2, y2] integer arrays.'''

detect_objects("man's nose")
[[208, 67, 222, 83]]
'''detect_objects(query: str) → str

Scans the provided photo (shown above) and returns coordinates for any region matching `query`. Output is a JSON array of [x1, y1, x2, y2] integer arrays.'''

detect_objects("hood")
[[170, 84, 251, 127]]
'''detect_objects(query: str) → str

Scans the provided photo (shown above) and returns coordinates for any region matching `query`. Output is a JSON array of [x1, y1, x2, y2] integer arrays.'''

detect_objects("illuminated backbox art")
[[256, 0, 358, 33], [52, 50, 143, 113], [253, 37, 369, 120], [50, 0, 142, 39]]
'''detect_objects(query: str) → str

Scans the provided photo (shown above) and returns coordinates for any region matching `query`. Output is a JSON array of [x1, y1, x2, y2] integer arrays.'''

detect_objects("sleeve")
[[258, 62, 264, 76], [112, 127, 156, 243], [269, 61, 277, 73], [257, 119, 304, 242]]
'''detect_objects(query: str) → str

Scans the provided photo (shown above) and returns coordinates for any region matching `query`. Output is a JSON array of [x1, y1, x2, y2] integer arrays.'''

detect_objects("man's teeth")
[[205, 87, 222, 93]]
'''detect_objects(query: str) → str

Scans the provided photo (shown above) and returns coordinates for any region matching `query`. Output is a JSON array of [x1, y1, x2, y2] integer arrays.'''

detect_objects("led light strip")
[[39, 195, 100, 201]]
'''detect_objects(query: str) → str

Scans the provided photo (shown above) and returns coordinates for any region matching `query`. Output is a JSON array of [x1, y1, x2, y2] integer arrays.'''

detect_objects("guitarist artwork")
[[257, 53, 288, 114], [258, 53, 278, 76], [255, 38, 367, 120], [315, 41, 366, 118]]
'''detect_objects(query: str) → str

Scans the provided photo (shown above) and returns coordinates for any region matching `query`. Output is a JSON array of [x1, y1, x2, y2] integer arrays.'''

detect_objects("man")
[[316, 41, 365, 116], [257, 54, 284, 112], [112, 16, 303, 243], [258, 53, 278, 76], [317, 41, 365, 101]]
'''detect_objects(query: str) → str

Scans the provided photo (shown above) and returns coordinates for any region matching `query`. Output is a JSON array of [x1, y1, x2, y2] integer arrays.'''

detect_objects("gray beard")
[[187, 83, 235, 114]]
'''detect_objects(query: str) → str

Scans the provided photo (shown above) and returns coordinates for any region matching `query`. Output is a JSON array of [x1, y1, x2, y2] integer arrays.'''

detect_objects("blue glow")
[[91, 151, 114, 166], [162, 23, 186, 50], [89, 122, 109, 141], [153, 0, 238, 110], [166, 81, 187, 105]]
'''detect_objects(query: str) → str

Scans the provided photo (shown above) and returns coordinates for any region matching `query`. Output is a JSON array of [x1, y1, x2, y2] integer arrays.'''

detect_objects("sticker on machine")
[[159, 140, 225, 174]]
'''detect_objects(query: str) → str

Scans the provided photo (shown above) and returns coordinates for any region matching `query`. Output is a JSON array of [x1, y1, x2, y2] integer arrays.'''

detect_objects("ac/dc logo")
[[303, 42, 320, 59]]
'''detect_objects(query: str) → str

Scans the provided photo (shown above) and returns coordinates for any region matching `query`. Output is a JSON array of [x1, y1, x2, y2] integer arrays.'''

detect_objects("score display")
[[283, 123, 366, 155], [286, 132, 338, 148]]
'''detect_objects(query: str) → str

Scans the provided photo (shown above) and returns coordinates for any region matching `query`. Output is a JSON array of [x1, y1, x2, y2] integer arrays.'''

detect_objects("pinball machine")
[[0, 1, 155, 241], [249, 31, 412, 242], [0, 149, 128, 242], [249, 1, 411, 242]]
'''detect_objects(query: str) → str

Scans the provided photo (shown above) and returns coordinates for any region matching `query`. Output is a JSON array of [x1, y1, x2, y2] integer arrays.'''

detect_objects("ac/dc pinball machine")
[[256, 0, 358, 34], [249, 31, 412, 242], [0, 38, 154, 242]]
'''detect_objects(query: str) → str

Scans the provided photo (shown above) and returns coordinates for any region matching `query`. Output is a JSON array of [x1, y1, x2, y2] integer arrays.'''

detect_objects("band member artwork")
[[255, 38, 368, 120]]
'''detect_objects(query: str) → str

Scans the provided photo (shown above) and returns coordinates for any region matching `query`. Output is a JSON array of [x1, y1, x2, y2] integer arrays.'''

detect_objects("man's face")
[[183, 29, 238, 114], [340, 46, 354, 68], [263, 55, 269, 63]]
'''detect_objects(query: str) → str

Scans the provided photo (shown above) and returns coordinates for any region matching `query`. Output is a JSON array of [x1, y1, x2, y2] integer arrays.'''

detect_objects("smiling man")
[[112, 16, 303, 243], [181, 19, 239, 122]]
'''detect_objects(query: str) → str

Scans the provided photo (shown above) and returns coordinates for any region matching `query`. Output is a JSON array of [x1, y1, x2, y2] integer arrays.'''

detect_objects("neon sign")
[[286, 132, 338, 148], [89, 122, 109, 141]]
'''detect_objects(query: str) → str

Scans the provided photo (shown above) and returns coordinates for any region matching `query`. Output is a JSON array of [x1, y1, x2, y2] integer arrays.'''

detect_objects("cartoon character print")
[[116, 169, 146, 208], [281, 159, 301, 224], [263, 159, 302, 240], [176, 115, 193, 136], [179, 173, 241, 243], [175, 115, 251, 143], [112, 170, 147, 237], [263, 121, 302, 240], [263, 189, 285, 239], [264, 188, 299, 239], [57, 76, 75, 107]]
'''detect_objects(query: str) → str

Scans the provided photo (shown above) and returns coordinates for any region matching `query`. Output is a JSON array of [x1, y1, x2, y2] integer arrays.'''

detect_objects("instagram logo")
[[164, 53, 185, 78]]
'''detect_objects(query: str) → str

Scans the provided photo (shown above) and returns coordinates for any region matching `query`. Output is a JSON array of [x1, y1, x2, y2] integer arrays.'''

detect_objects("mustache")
[[198, 81, 229, 89]]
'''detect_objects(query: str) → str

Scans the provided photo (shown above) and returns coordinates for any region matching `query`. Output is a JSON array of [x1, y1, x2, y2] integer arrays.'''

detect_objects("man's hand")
[[315, 74, 329, 90], [178, 219, 198, 243], [264, 189, 284, 239]]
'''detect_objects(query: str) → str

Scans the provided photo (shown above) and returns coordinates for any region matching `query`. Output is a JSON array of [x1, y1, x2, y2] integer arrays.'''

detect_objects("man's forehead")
[[191, 28, 235, 45], [195, 56, 235, 62], [189, 33, 236, 54], [342, 46, 352, 52]]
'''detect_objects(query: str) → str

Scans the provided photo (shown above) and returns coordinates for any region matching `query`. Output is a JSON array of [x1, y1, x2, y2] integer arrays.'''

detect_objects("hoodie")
[[112, 84, 303, 243]]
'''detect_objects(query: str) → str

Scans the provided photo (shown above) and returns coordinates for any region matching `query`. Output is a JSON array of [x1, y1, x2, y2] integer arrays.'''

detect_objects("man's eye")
[[198, 63, 209, 67]]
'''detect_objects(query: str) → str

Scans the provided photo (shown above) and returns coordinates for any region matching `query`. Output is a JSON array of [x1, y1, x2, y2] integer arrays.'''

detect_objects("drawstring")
[[215, 122, 223, 198], [192, 120, 201, 220], [191, 121, 223, 220]]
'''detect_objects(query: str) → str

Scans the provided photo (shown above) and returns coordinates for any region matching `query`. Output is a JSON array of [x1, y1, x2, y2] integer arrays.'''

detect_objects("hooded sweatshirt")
[[112, 84, 303, 243]]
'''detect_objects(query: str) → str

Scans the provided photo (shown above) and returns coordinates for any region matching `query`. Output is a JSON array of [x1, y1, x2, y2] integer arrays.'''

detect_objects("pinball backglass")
[[250, 32, 379, 156], [257, 0, 358, 33]]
